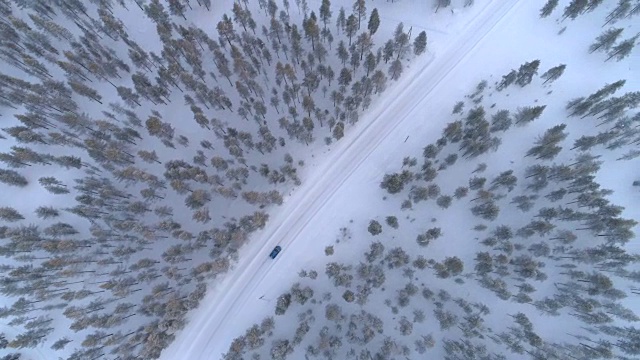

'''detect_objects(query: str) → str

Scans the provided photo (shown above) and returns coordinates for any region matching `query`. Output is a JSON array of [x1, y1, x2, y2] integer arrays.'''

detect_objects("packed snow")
[[0, 0, 638, 359]]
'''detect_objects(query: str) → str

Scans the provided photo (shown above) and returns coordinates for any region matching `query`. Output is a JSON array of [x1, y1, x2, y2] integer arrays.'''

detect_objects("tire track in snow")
[[161, 0, 523, 358]]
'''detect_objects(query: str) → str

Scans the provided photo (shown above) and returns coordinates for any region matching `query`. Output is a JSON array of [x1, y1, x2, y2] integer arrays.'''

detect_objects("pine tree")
[[336, 6, 346, 34], [364, 52, 376, 76], [290, 25, 304, 64], [345, 14, 358, 45], [98, 6, 127, 40], [584, 0, 606, 12], [332, 121, 344, 140], [0, 207, 24, 222], [338, 67, 352, 86], [382, 39, 394, 63], [540, 64, 566, 84], [436, 0, 452, 13], [336, 40, 349, 66], [145, 115, 174, 141], [138, 150, 162, 164], [437, 195, 453, 209], [562, 0, 589, 20], [35, 206, 59, 219], [568, 80, 626, 116], [589, 28, 624, 53], [145, 0, 171, 26], [394, 23, 410, 59], [380, 172, 410, 194], [353, 0, 366, 30], [368, 220, 382, 235], [443, 256, 464, 276], [629, 0, 640, 17], [371, 70, 387, 93], [540, 0, 559, 17], [496, 70, 517, 91], [515, 60, 540, 87], [2, 126, 47, 145], [490, 110, 512, 132], [606, 34, 638, 62], [9, 327, 52, 348], [489, 170, 518, 192], [232, 2, 251, 32], [117, 86, 142, 107], [217, 14, 236, 47], [303, 13, 320, 51], [514, 105, 546, 125], [0, 169, 28, 187], [267, 0, 278, 18], [319, 0, 332, 30], [617, 333, 640, 356], [367, 8, 380, 35], [526, 124, 568, 160], [353, 33, 371, 62], [413, 31, 427, 55], [68, 80, 102, 104], [50, 337, 72, 350], [389, 59, 403, 80], [39, 176, 70, 194], [603, 0, 632, 26], [28, 13, 74, 41], [471, 201, 500, 221]]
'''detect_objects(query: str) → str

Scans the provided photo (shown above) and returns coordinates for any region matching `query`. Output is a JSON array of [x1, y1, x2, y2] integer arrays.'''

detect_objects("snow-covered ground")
[[160, 0, 543, 358], [1, 0, 638, 358], [163, 0, 640, 358], [3, 0, 450, 357]]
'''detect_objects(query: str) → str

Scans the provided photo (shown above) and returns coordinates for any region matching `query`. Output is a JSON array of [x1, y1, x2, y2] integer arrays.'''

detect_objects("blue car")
[[269, 245, 282, 259]]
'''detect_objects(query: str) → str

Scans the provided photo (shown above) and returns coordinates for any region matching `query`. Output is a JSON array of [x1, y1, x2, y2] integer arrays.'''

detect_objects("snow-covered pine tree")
[[540, 64, 566, 84], [562, 0, 589, 21], [436, 0, 452, 13], [413, 31, 427, 56], [539, 0, 559, 18], [515, 60, 540, 87], [353, 0, 366, 30], [525, 124, 568, 160], [496, 69, 517, 91], [603, 0, 633, 26], [589, 28, 624, 53], [367, 8, 380, 35], [514, 105, 547, 125], [606, 34, 639, 62]]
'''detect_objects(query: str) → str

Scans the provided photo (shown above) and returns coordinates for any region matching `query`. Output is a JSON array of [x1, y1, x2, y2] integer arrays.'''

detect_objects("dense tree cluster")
[[222, 4, 639, 360], [539, 0, 639, 61], [378, 70, 639, 359], [307, 60, 640, 359], [0, 0, 428, 358]]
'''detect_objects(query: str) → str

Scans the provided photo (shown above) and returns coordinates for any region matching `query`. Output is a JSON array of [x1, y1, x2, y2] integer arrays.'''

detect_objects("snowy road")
[[159, 0, 523, 358]]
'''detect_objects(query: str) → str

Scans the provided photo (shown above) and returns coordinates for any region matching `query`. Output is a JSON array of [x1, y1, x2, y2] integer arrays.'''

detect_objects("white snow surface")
[[2, 0, 637, 359], [159, 0, 530, 358]]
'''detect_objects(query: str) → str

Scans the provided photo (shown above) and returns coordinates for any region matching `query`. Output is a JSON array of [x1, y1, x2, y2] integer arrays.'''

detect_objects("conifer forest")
[[0, 0, 639, 360]]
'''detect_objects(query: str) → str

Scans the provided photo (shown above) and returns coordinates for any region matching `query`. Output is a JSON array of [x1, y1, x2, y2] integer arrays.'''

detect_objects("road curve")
[[160, 0, 524, 358]]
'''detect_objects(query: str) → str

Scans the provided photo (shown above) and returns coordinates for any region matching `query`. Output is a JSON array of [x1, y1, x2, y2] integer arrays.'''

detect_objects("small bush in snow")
[[367, 220, 383, 235], [385, 216, 399, 229], [342, 290, 355, 303], [275, 293, 291, 315], [324, 246, 334, 256]]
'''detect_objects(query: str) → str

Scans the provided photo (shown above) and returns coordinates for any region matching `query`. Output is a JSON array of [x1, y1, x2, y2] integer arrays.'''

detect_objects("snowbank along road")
[[160, 0, 524, 358]]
